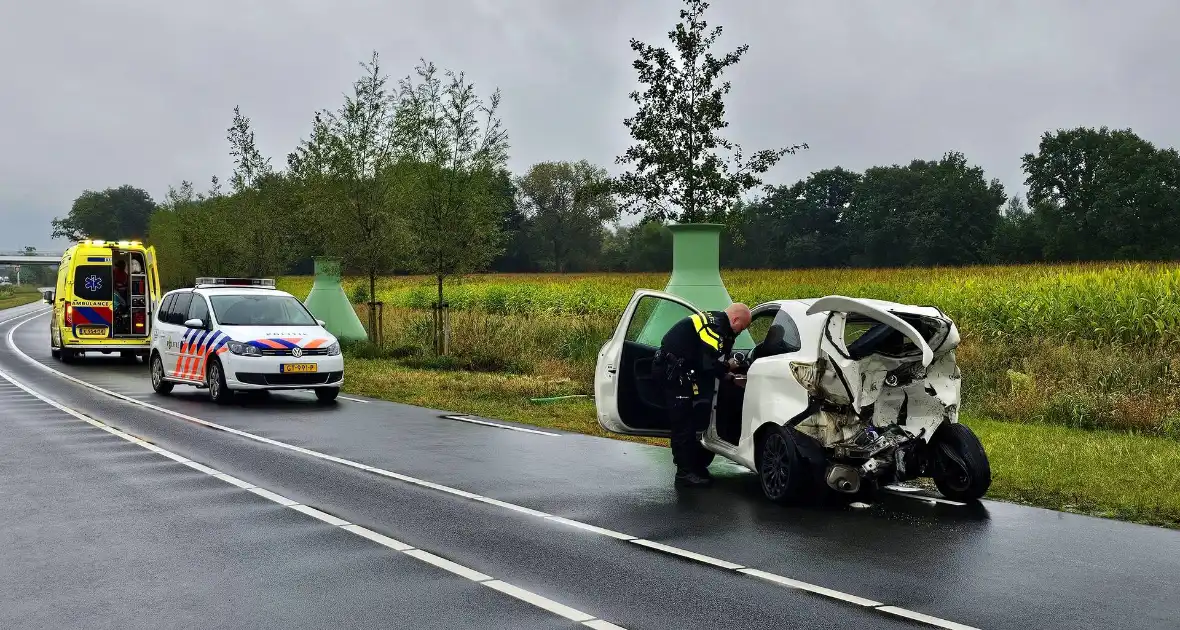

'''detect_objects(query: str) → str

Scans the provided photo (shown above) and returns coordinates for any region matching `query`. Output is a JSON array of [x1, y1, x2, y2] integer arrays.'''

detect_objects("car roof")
[[167, 287, 292, 297]]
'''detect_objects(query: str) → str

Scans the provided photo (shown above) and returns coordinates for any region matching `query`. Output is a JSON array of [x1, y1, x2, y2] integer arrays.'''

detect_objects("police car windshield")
[[209, 294, 318, 326]]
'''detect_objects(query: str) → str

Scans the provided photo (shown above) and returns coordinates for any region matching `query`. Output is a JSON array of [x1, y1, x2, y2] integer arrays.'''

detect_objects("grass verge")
[[343, 358, 1180, 529], [0, 287, 43, 310]]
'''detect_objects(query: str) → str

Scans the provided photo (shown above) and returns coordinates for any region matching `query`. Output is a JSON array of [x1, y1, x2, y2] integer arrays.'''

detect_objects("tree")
[[287, 51, 409, 337], [227, 105, 273, 193], [613, 0, 806, 224], [515, 160, 618, 272], [52, 185, 158, 242], [1022, 126, 1180, 260], [846, 152, 1006, 267], [224, 106, 297, 277], [395, 59, 510, 351]]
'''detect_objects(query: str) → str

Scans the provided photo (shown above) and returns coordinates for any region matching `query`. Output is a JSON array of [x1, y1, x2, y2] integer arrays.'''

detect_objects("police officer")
[[654, 303, 752, 487]]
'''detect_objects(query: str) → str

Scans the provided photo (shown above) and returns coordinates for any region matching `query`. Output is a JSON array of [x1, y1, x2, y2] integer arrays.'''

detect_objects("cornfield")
[[279, 262, 1180, 349]]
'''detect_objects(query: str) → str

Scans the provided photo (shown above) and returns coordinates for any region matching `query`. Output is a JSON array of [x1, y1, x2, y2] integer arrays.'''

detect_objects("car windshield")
[[209, 294, 317, 326]]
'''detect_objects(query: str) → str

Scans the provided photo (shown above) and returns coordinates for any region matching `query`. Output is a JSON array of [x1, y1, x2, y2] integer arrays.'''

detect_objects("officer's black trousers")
[[664, 381, 711, 473]]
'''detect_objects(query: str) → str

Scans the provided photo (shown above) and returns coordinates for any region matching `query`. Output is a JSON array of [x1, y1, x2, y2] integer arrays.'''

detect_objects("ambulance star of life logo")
[[84, 275, 102, 292], [291, 346, 303, 358]]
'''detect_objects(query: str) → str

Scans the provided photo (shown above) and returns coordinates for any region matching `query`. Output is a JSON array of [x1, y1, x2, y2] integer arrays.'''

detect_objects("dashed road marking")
[[0, 355, 629, 630], [441, 414, 562, 436], [339, 395, 370, 404], [4, 310, 982, 630]]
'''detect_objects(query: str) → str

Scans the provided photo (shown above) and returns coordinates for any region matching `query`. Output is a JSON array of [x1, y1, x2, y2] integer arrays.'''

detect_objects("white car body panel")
[[594, 291, 963, 482]]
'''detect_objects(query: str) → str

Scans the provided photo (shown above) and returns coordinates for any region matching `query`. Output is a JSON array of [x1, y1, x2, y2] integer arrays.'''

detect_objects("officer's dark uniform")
[[653, 311, 736, 486]]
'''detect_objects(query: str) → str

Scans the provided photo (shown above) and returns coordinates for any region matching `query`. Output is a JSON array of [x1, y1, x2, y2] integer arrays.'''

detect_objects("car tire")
[[120, 351, 138, 364], [61, 348, 76, 363], [756, 425, 805, 503], [150, 352, 173, 395], [207, 359, 233, 405], [930, 422, 991, 501], [315, 387, 339, 404]]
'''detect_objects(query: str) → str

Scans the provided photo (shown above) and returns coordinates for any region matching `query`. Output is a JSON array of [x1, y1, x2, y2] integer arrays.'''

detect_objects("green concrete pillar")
[[635, 223, 755, 350], [302, 257, 368, 342]]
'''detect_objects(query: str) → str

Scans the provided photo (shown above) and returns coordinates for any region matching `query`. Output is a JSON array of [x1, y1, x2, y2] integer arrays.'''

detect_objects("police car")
[[149, 277, 344, 404]]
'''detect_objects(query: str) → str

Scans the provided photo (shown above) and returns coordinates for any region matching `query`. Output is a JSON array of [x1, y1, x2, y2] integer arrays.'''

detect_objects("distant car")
[[149, 277, 343, 404], [594, 289, 991, 503]]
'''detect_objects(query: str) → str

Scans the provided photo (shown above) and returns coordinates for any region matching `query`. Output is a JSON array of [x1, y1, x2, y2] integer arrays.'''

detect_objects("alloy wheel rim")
[[761, 433, 790, 497], [152, 358, 162, 387], [210, 365, 220, 397]]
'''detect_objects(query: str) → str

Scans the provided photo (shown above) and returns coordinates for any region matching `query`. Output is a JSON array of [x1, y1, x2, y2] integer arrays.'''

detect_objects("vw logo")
[[291, 347, 303, 358]]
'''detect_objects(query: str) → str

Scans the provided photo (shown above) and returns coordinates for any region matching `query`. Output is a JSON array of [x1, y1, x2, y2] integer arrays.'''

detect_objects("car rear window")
[[72, 265, 111, 301]]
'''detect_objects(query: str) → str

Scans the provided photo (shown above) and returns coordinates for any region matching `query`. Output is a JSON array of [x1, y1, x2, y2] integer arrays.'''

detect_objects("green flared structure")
[[302, 257, 368, 342], [635, 223, 755, 350]]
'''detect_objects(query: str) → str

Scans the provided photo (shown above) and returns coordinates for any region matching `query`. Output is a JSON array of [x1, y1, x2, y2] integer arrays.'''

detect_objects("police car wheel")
[[150, 353, 173, 395], [207, 360, 233, 405]]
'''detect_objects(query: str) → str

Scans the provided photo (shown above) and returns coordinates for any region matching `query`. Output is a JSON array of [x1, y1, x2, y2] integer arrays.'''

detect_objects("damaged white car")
[[594, 290, 991, 504]]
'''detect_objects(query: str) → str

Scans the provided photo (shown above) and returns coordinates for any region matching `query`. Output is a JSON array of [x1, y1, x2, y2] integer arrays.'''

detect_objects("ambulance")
[[47, 240, 161, 362]]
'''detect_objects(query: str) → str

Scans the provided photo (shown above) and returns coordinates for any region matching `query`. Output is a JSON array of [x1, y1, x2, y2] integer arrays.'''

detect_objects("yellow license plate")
[[76, 326, 108, 337], [281, 363, 317, 373]]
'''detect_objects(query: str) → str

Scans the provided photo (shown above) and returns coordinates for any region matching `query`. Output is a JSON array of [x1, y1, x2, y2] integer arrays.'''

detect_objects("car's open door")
[[146, 246, 161, 333], [806, 296, 944, 412], [595, 289, 701, 437]]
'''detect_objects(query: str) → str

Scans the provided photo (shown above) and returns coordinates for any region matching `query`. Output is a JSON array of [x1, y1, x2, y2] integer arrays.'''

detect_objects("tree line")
[[49, 0, 1180, 288]]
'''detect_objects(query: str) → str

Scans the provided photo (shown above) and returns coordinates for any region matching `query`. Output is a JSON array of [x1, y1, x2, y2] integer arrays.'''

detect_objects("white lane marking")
[[545, 516, 636, 541], [883, 484, 922, 493], [877, 606, 982, 630], [442, 414, 561, 436], [483, 580, 595, 622], [340, 396, 370, 404], [342, 524, 414, 551], [0, 359, 628, 630], [404, 549, 493, 582], [289, 504, 352, 527], [740, 569, 883, 607], [213, 472, 256, 490], [583, 621, 628, 630], [248, 487, 298, 506], [630, 539, 745, 570], [4, 311, 978, 630]]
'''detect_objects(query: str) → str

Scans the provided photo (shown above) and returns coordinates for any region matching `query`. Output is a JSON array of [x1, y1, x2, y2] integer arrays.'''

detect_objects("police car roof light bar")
[[194, 277, 276, 288]]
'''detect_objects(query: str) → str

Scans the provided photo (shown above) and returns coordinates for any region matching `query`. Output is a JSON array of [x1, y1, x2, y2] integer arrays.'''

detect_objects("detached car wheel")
[[207, 359, 233, 405], [150, 353, 173, 395], [930, 422, 991, 501], [756, 426, 805, 503]]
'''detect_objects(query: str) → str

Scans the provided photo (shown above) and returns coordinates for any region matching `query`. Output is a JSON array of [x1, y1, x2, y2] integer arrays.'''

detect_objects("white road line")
[[630, 539, 745, 570], [442, 414, 561, 436], [3, 310, 981, 630], [0, 357, 628, 630], [877, 606, 982, 630], [740, 569, 882, 607], [482, 580, 595, 622], [339, 396, 370, 403], [545, 516, 636, 541]]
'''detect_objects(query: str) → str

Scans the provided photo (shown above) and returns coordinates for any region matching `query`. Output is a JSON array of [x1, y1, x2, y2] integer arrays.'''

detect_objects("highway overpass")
[[0, 253, 62, 265]]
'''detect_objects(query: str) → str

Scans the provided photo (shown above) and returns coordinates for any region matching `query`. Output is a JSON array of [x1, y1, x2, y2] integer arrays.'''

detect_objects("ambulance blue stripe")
[[269, 338, 300, 349]]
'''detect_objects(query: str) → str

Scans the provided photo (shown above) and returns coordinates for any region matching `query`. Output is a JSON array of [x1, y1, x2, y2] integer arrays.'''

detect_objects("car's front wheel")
[[207, 359, 233, 405], [315, 387, 339, 404], [150, 352, 173, 395], [930, 422, 991, 501], [756, 425, 805, 503]]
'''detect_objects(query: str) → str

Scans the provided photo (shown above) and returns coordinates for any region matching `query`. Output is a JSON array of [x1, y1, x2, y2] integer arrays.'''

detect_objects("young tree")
[[395, 59, 510, 352], [613, 0, 807, 224], [515, 160, 618, 272], [223, 106, 296, 277], [287, 51, 409, 337]]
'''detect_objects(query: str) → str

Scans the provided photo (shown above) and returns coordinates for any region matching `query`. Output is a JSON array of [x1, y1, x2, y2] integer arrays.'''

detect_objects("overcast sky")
[[1, 0, 1176, 250]]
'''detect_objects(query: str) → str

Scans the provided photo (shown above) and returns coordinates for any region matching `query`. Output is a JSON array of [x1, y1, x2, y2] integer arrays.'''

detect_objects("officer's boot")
[[675, 469, 713, 487]]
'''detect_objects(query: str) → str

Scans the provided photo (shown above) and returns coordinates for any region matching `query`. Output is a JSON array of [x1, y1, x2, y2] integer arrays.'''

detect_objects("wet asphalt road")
[[1, 304, 1177, 629]]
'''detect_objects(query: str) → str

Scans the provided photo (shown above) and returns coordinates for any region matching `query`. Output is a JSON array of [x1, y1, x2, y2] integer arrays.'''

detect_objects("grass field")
[[277, 263, 1180, 527], [0, 285, 43, 310]]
